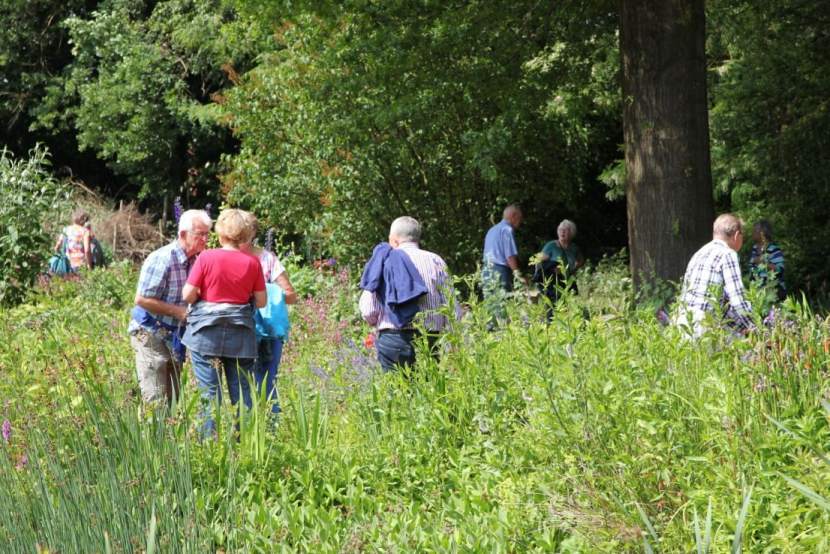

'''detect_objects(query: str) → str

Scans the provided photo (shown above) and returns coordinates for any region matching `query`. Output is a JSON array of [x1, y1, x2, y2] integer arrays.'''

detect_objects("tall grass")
[[2, 260, 830, 551]]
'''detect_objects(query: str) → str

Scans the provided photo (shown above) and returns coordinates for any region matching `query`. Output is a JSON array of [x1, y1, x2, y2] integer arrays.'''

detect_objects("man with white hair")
[[676, 213, 754, 338], [359, 216, 459, 372], [129, 209, 212, 404]]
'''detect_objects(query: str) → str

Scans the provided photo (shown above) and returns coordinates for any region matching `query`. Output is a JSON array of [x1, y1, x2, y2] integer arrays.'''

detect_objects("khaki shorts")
[[131, 328, 181, 404]]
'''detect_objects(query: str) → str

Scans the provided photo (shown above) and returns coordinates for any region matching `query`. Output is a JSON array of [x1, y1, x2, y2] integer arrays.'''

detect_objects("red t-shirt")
[[187, 249, 266, 304]]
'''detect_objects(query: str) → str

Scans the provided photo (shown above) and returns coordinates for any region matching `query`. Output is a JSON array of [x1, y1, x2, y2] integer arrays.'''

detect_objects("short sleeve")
[[502, 228, 518, 258], [270, 255, 286, 282], [137, 252, 169, 298]]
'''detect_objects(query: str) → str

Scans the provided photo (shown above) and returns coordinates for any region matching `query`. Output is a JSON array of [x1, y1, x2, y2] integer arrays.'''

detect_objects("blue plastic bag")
[[254, 283, 290, 339], [47, 233, 72, 275], [48, 253, 71, 275]]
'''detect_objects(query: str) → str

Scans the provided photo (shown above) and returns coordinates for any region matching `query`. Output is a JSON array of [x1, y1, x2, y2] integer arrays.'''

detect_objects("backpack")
[[89, 237, 107, 268]]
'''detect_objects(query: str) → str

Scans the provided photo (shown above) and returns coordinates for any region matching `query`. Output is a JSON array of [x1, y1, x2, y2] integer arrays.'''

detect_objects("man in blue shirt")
[[129, 209, 211, 405], [482, 204, 523, 292], [481, 205, 524, 326]]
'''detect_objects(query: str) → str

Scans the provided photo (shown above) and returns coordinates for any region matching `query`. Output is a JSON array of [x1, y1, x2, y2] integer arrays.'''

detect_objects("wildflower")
[[1, 419, 10, 442], [763, 307, 776, 327], [325, 257, 337, 267], [754, 374, 768, 393], [311, 365, 330, 381], [364, 333, 376, 349], [173, 196, 184, 224], [15, 453, 27, 470]]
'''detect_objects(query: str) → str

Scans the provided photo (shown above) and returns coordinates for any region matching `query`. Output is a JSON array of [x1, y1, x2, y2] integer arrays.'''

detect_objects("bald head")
[[713, 213, 743, 239], [389, 216, 421, 246], [503, 204, 523, 229], [713, 213, 744, 252]]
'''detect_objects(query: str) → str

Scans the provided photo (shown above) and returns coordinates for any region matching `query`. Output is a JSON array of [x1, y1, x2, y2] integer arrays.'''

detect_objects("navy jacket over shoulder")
[[359, 242, 428, 328]]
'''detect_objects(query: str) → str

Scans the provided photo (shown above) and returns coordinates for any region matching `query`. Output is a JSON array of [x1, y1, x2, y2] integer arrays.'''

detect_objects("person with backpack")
[[85, 221, 108, 269], [53, 209, 92, 272]]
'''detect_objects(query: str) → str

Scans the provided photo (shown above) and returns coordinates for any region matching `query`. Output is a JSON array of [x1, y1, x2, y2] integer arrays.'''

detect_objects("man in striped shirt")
[[675, 213, 754, 338], [359, 216, 460, 372]]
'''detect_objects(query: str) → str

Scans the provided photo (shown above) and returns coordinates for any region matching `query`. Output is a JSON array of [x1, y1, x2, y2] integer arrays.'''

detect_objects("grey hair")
[[712, 213, 743, 238], [558, 219, 577, 237], [178, 209, 212, 234], [389, 216, 421, 243], [753, 219, 773, 242]]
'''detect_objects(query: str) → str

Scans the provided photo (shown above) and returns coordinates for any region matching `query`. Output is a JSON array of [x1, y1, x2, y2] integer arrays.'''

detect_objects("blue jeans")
[[253, 338, 283, 415], [375, 330, 417, 373], [190, 350, 254, 436], [482, 263, 512, 327], [482, 263, 513, 293]]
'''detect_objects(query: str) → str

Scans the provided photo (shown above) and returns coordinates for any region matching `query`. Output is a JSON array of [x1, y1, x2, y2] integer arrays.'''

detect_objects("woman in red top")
[[182, 209, 266, 437]]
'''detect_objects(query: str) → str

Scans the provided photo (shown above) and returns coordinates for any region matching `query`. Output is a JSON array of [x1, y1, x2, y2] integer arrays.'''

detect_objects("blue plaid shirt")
[[679, 239, 753, 331], [128, 241, 192, 334]]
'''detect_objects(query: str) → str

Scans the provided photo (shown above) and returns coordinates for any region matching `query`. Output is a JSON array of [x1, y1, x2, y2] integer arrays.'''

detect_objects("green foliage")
[[223, 1, 622, 270], [33, 0, 241, 205], [4, 262, 830, 551], [0, 146, 68, 306], [708, 0, 830, 292], [0, 0, 89, 149]]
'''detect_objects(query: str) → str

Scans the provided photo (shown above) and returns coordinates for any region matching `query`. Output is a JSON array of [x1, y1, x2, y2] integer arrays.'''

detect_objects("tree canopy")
[[2, 0, 829, 291]]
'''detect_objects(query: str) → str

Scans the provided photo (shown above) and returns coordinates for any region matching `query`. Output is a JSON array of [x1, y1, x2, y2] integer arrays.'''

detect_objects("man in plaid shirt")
[[129, 209, 211, 404], [676, 213, 754, 338]]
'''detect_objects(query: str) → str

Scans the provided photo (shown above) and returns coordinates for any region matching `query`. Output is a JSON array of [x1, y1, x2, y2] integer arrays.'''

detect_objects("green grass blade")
[[731, 486, 753, 554], [780, 474, 830, 511]]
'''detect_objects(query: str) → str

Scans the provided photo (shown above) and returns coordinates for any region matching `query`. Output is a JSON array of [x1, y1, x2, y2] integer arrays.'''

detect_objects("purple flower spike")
[[1, 419, 10, 442], [173, 197, 184, 225], [325, 257, 337, 267], [15, 453, 27, 470]]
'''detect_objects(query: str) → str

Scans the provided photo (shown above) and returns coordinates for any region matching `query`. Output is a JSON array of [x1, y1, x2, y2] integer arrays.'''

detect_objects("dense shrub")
[[0, 146, 68, 306]]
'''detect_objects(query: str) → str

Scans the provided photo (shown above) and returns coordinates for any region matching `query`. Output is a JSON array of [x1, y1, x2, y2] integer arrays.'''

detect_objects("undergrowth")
[[1, 259, 829, 552]]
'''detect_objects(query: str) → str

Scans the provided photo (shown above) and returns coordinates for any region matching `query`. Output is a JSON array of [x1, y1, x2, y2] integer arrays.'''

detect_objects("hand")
[[175, 306, 188, 323]]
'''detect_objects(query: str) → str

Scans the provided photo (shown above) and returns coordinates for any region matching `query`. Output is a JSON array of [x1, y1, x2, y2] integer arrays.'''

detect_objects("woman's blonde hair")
[[215, 209, 250, 246]]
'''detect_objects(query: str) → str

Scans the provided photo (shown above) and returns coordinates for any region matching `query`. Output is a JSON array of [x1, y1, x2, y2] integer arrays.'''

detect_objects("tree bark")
[[620, 0, 714, 289]]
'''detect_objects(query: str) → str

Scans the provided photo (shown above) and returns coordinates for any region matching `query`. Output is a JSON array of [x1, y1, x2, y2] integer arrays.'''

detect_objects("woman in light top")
[[54, 209, 92, 271], [182, 209, 266, 436], [240, 214, 297, 416]]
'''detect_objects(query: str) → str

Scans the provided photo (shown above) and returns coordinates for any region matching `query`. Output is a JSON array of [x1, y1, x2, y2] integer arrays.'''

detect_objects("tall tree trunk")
[[620, 0, 714, 290]]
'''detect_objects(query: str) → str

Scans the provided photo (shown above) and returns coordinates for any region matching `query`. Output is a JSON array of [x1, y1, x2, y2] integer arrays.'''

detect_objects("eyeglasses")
[[189, 230, 210, 238]]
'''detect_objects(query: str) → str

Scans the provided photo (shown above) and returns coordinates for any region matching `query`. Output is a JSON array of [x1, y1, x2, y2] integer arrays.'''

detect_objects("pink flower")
[[364, 334, 376, 349], [1, 419, 10, 442], [15, 453, 28, 470]]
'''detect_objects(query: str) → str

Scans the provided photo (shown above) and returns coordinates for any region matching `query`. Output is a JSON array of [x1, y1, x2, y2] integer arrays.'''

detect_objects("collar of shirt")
[[171, 241, 194, 269], [397, 241, 419, 251], [711, 238, 729, 249]]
